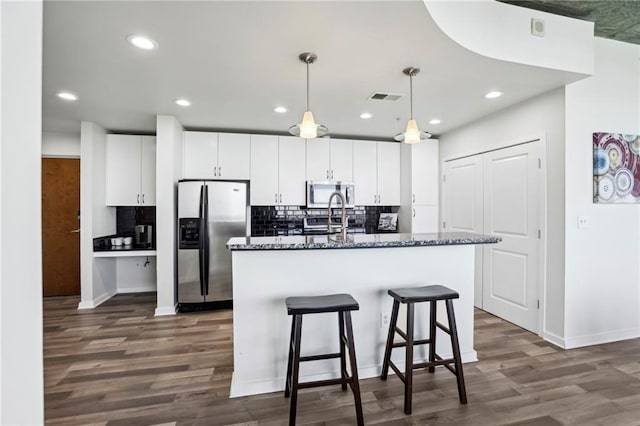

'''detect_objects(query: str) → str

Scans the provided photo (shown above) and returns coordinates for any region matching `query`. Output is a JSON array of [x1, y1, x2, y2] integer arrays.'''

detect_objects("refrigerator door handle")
[[203, 184, 210, 296], [198, 184, 206, 296]]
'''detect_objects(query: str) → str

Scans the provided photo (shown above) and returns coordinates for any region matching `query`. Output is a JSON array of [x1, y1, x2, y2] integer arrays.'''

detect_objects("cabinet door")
[[218, 133, 250, 180], [250, 135, 279, 205], [412, 139, 439, 205], [377, 142, 401, 206], [305, 138, 331, 181], [352, 141, 378, 206], [140, 136, 156, 206], [330, 139, 353, 182], [411, 205, 439, 233], [183, 131, 218, 179], [106, 135, 141, 206], [278, 136, 306, 206]]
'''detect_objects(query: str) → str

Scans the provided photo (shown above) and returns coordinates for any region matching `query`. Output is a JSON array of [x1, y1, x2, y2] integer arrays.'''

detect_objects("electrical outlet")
[[577, 215, 590, 229], [380, 312, 391, 328]]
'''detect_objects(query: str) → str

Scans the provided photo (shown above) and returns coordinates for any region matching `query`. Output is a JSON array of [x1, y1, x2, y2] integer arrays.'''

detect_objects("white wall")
[[424, 0, 593, 75], [79, 122, 116, 308], [564, 38, 640, 348], [116, 257, 157, 293], [0, 1, 44, 423], [42, 131, 80, 158], [155, 115, 183, 315], [439, 88, 566, 341]]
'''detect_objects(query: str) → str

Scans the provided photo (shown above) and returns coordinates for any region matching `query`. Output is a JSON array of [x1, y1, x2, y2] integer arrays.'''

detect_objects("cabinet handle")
[[412, 193, 415, 203], [137, 194, 140, 204], [413, 208, 416, 218], [218, 166, 222, 177], [279, 193, 282, 203], [275, 193, 278, 203], [214, 166, 217, 177], [331, 170, 334, 180], [326, 170, 329, 179], [142, 194, 145, 204]]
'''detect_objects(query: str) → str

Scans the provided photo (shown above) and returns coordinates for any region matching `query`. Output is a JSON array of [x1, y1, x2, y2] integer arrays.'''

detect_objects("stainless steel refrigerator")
[[177, 180, 248, 311]]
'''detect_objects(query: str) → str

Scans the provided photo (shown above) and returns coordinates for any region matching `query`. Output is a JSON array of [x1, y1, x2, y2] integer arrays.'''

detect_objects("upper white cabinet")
[[106, 134, 156, 206], [305, 138, 353, 182], [250, 135, 306, 206], [353, 141, 400, 206], [398, 139, 439, 233], [183, 131, 250, 180]]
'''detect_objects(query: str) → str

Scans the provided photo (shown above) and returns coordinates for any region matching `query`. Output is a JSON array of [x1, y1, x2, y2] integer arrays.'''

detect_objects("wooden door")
[[42, 158, 80, 296], [444, 155, 484, 307], [482, 142, 540, 332]]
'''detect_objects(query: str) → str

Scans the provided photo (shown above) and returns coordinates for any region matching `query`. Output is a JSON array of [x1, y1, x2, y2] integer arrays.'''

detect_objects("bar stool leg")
[[428, 300, 437, 373], [338, 311, 347, 391], [344, 311, 364, 426], [404, 303, 414, 415], [284, 315, 297, 398], [380, 300, 400, 380], [289, 314, 303, 426], [445, 300, 467, 404]]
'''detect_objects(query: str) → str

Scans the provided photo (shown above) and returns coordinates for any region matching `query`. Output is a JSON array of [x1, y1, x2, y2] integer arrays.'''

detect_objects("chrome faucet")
[[327, 191, 347, 239]]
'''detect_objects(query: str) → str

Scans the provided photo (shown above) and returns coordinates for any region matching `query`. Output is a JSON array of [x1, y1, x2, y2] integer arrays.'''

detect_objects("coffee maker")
[[135, 225, 153, 248]]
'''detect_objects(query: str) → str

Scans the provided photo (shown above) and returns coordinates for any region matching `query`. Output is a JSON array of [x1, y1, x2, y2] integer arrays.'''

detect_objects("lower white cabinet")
[[250, 135, 306, 206], [106, 134, 156, 206], [409, 205, 439, 233]]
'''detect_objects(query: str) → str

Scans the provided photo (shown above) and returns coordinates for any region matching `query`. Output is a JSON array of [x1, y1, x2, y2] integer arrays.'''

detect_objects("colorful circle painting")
[[594, 132, 640, 203]]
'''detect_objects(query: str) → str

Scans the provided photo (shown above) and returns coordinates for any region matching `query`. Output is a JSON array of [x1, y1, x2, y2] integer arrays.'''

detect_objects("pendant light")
[[289, 52, 328, 139], [394, 67, 431, 144]]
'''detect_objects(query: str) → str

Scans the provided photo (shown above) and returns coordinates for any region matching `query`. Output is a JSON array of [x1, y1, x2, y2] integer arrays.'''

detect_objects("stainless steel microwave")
[[306, 181, 355, 208]]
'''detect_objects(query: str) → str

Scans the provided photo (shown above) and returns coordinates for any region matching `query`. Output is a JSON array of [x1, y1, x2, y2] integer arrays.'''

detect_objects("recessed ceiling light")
[[274, 106, 287, 113], [484, 91, 503, 99], [429, 118, 441, 125], [57, 91, 78, 101], [360, 112, 372, 119], [175, 99, 191, 107], [126, 34, 158, 50]]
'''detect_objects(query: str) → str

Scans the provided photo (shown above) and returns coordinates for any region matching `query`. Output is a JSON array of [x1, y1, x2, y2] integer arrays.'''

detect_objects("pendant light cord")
[[306, 61, 310, 111], [409, 73, 413, 120]]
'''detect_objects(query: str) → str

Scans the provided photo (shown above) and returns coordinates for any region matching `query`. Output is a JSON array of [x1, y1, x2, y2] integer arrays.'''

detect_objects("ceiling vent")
[[368, 92, 403, 101]]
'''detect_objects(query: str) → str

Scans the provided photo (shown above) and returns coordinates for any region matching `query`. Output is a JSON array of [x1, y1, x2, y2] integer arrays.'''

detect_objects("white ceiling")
[[43, 0, 587, 140]]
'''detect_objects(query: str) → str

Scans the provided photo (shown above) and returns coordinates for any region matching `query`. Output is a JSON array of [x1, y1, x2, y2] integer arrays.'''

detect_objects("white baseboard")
[[542, 330, 566, 348], [563, 327, 639, 349], [230, 350, 477, 398], [77, 291, 116, 309], [117, 285, 157, 294], [155, 305, 176, 316]]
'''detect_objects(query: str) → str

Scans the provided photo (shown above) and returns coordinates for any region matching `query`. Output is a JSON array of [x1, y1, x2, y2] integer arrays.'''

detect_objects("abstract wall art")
[[593, 132, 640, 203]]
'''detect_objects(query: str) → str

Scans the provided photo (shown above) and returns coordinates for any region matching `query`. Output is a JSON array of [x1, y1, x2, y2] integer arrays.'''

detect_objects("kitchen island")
[[227, 232, 500, 397]]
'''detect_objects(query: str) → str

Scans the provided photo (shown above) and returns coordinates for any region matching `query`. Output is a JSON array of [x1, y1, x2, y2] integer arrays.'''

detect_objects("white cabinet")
[[305, 138, 353, 182], [106, 134, 156, 206], [183, 131, 250, 180], [353, 141, 400, 206], [398, 139, 439, 233], [250, 135, 306, 206]]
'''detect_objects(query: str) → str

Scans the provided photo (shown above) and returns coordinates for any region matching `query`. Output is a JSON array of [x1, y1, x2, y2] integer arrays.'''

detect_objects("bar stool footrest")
[[299, 352, 341, 362], [391, 338, 431, 348]]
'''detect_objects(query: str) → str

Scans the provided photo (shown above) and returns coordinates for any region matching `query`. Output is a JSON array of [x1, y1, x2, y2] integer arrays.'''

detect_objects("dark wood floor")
[[44, 293, 640, 425]]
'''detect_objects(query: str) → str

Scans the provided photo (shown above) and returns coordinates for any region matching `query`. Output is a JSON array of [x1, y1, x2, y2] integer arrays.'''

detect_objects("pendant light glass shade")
[[394, 67, 431, 143], [289, 52, 328, 138]]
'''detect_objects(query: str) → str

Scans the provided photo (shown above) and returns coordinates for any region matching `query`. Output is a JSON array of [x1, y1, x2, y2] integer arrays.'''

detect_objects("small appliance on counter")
[[306, 181, 355, 208], [135, 225, 153, 248]]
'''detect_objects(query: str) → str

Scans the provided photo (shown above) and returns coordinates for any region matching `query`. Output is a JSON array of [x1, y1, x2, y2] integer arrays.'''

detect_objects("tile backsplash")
[[251, 205, 394, 236], [116, 206, 156, 236]]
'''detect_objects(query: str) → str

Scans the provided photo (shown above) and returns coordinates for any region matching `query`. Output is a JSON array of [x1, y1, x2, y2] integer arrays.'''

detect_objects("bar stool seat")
[[284, 293, 364, 426], [381, 284, 467, 415]]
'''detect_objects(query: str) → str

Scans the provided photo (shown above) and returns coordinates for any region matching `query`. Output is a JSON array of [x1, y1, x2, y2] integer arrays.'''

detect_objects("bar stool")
[[284, 293, 364, 426], [380, 285, 467, 414]]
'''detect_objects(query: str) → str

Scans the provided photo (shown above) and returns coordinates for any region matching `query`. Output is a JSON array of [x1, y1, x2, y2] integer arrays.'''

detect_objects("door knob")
[[70, 229, 80, 233]]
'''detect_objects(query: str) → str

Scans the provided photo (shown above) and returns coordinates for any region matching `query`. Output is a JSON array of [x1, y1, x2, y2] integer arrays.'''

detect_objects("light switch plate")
[[578, 216, 590, 229]]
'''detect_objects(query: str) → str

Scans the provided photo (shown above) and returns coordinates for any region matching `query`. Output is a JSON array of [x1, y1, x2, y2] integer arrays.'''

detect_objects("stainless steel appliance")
[[306, 181, 355, 208], [177, 180, 248, 311], [135, 225, 153, 247]]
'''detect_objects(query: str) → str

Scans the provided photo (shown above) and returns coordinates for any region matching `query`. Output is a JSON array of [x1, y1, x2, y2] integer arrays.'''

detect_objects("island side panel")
[[230, 244, 475, 398]]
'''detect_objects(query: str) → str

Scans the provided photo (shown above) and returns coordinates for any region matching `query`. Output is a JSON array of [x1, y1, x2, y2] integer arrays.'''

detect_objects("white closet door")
[[482, 142, 540, 332], [444, 155, 484, 307]]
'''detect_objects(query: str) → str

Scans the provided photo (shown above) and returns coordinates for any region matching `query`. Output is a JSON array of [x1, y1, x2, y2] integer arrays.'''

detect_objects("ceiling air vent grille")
[[368, 92, 403, 101]]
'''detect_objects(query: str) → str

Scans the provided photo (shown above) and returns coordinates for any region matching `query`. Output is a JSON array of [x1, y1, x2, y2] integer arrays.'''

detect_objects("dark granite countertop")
[[94, 245, 155, 252], [227, 232, 501, 251]]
